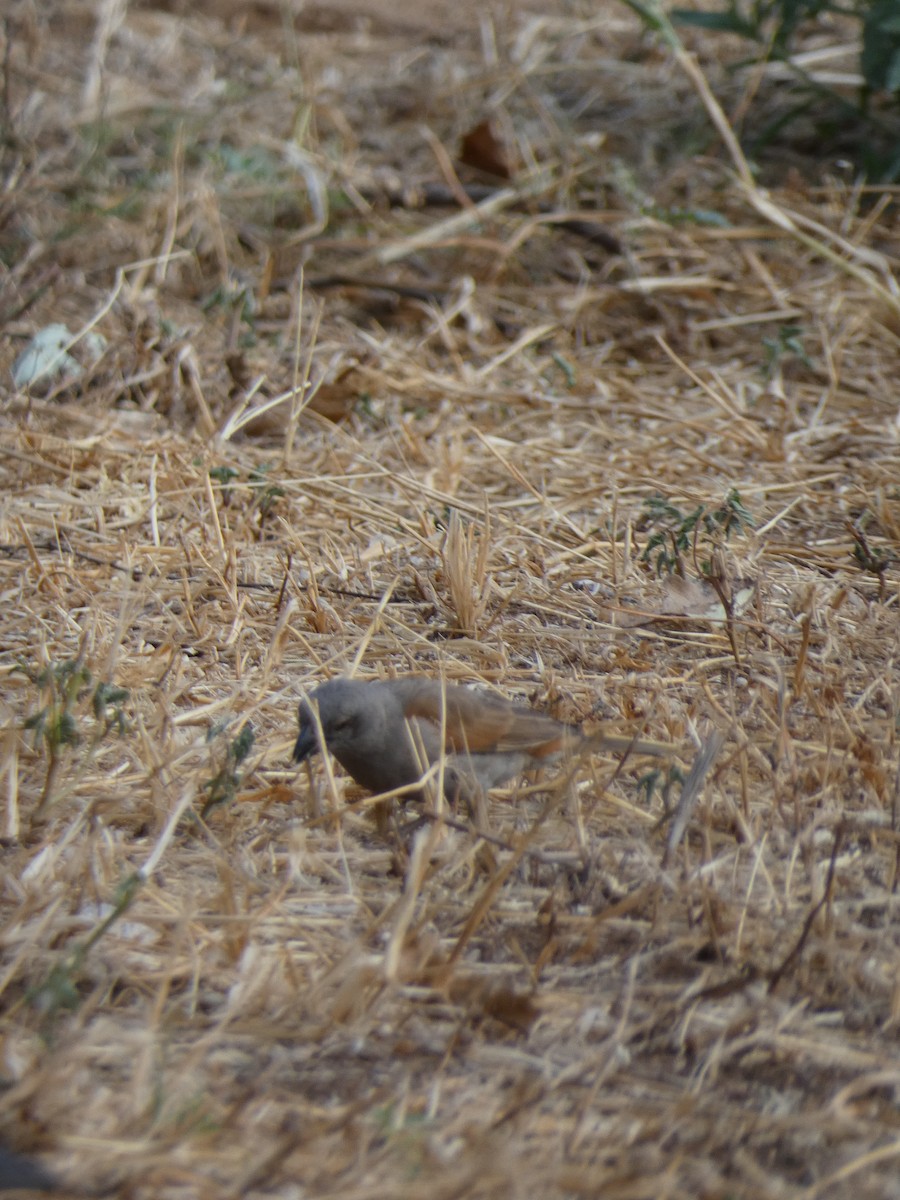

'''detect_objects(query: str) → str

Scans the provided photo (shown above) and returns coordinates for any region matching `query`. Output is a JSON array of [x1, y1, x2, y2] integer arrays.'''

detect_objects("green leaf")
[[887, 49, 900, 93], [670, 8, 757, 36], [209, 466, 240, 485], [230, 725, 255, 766], [863, 0, 900, 91]]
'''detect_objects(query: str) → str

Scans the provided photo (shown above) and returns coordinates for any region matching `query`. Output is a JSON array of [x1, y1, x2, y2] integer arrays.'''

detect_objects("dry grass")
[[2, 1, 900, 1197]]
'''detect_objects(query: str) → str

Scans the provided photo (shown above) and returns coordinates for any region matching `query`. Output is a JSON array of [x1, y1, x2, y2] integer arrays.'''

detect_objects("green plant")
[[28, 870, 143, 1030], [209, 463, 285, 527], [862, 0, 900, 95], [669, 0, 834, 57], [200, 723, 255, 820], [639, 764, 686, 809], [627, 0, 900, 176], [639, 488, 755, 576], [209, 464, 240, 505], [249, 463, 286, 524], [849, 514, 894, 597], [762, 323, 812, 379], [21, 657, 129, 816], [550, 352, 577, 388]]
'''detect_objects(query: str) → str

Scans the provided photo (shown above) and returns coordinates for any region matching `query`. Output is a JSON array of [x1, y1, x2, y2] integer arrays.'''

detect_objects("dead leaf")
[[238, 784, 296, 808], [447, 974, 539, 1032], [240, 366, 363, 435], [577, 575, 755, 628], [658, 574, 756, 622], [459, 118, 515, 179]]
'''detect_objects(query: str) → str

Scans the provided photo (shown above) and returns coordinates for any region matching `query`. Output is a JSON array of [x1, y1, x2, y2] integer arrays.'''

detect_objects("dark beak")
[[0, 1145, 57, 1192], [292, 722, 319, 765]]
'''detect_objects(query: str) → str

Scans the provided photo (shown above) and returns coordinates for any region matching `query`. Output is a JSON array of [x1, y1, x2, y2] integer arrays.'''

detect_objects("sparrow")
[[293, 675, 671, 806]]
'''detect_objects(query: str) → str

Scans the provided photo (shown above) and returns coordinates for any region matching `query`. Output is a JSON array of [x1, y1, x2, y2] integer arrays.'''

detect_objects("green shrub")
[[662, 0, 900, 175]]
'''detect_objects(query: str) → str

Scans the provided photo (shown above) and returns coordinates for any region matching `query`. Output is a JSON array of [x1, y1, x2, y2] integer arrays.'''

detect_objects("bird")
[[0, 1144, 55, 1192], [292, 675, 672, 812]]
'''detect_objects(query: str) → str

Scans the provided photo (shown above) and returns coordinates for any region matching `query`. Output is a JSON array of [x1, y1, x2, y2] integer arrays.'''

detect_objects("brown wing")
[[392, 677, 582, 759]]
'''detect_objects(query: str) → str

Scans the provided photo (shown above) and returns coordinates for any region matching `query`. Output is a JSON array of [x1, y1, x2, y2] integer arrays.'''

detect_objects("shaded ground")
[[2, 2, 900, 1197]]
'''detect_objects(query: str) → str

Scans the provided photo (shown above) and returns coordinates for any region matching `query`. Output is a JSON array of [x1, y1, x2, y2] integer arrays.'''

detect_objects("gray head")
[[292, 677, 440, 797], [293, 678, 371, 765]]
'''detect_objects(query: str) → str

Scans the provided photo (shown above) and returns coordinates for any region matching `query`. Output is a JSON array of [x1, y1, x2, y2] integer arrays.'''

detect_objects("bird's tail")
[[583, 728, 676, 758]]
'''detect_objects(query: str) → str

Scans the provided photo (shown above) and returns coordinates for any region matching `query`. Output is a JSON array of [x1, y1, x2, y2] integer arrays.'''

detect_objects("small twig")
[[306, 274, 449, 302], [705, 561, 742, 668], [663, 728, 726, 866], [444, 795, 559, 970], [0, 16, 18, 146], [767, 822, 844, 993]]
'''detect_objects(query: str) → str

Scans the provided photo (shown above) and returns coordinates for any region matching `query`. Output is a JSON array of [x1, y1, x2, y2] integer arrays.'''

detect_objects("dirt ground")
[[2, 1, 900, 1197]]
